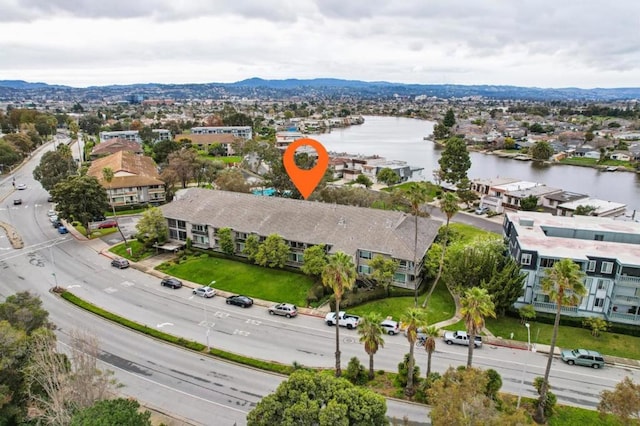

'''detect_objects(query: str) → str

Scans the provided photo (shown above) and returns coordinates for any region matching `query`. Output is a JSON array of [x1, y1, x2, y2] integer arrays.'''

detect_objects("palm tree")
[[101, 167, 128, 248], [460, 287, 496, 368], [535, 258, 586, 423], [424, 325, 439, 377], [321, 251, 357, 377], [402, 182, 430, 307], [358, 313, 385, 380], [422, 192, 459, 308], [400, 307, 429, 396]]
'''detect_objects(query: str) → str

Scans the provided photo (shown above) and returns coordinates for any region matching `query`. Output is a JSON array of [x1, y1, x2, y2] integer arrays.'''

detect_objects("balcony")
[[532, 301, 579, 314], [617, 275, 640, 287], [607, 311, 640, 325], [613, 294, 640, 305]]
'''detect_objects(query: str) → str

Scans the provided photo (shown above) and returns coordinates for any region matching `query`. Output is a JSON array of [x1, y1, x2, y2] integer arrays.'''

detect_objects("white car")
[[16, 183, 27, 190], [192, 286, 216, 298], [49, 215, 59, 223], [47, 209, 57, 217]]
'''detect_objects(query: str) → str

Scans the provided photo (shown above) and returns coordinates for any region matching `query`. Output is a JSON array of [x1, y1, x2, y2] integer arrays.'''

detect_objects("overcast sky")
[[1, 0, 639, 89]]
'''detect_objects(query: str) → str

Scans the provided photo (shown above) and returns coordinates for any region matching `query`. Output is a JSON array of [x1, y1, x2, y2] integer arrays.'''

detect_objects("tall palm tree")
[[101, 167, 128, 248], [460, 287, 496, 367], [424, 325, 439, 377], [321, 251, 357, 377], [422, 192, 459, 308], [535, 258, 586, 423], [400, 307, 429, 396], [357, 313, 385, 380], [402, 182, 430, 307]]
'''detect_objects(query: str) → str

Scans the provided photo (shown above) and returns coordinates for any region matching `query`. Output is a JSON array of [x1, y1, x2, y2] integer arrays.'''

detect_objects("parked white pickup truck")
[[325, 311, 361, 329], [443, 331, 483, 348]]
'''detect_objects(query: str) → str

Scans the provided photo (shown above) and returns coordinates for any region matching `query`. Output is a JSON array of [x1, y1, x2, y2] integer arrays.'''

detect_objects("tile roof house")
[[160, 188, 443, 290], [87, 151, 165, 207], [90, 138, 144, 158], [174, 133, 240, 156]]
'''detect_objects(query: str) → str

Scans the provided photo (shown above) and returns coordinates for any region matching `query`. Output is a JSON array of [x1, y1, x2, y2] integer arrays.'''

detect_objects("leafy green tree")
[[518, 304, 537, 324], [343, 357, 368, 385], [33, 148, 77, 191], [455, 178, 477, 208], [402, 182, 431, 307], [530, 141, 554, 160], [354, 173, 373, 188], [243, 234, 261, 262], [574, 204, 597, 216], [4, 132, 33, 156], [322, 252, 357, 377], [254, 234, 290, 268], [376, 167, 400, 186], [504, 137, 516, 149], [215, 168, 252, 193], [400, 307, 429, 396], [432, 123, 450, 140], [481, 257, 525, 317], [438, 137, 471, 185], [0, 140, 22, 168], [301, 245, 328, 277], [71, 398, 152, 426], [368, 255, 399, 296], [535, 258, 587, 424], [598, 377, 640, 424], [135, 207, 168, 247], [165, 148, 200, 188], [460, 287, 496, 367], [0, 291, 51, 334], [246, 370, 387, 425], [534, 376, 557, 419], [0, 320, 29, 423], [78, 115, 103, 135], [51, 175, 109, 232], [358, 313, 385, 380], [423, 192, 459, 308], [582, 316, 609, 337], [152, 139, 180, 164], [520, 195, 539, 211], [217, 227, 235, 255], [443, 109, 456, 128]]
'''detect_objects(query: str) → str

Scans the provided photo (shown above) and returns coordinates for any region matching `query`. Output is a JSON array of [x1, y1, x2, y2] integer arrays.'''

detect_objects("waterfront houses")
[[503, 211, 640, 326], [160, 188, 442, 290]]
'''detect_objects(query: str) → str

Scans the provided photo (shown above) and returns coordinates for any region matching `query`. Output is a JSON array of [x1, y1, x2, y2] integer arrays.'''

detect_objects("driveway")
[[100, 214, 141, 245]]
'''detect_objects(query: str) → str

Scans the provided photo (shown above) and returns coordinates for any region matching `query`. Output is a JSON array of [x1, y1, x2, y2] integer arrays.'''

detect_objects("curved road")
[[1, 141, 638, 424]]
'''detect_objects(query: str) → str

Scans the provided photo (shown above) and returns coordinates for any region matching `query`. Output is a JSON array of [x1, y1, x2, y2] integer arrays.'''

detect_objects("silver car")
[[268, 303, 297, 318], [193, 286, 216, 298]]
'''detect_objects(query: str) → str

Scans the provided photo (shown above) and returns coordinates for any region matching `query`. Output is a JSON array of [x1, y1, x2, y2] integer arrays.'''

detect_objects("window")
[[393, 273, 406, 283], [168, 219, 177, 228], [586, 260, 596, 272], [540, 258, 557, 268], [359, 250, 373, 260], [520, 253, 532, 266], [358, 265, 372, 274], [597, 280, 608, 291], [594, 298, 604, 308], [594, 234, 604, 241], [601, 262, 613, 274]]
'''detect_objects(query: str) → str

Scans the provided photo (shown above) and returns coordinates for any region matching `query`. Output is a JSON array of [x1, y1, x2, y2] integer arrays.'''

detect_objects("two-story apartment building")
[[160, 188, 442, 290], [87, 151, 165, 207], [503, 211, 640, 326], [190, 126, 252, 140], [99, 130, 141, 143]]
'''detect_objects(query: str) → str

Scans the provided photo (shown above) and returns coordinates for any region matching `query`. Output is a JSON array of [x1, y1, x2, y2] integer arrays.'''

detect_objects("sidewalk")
[[77, 229, 640, 370]]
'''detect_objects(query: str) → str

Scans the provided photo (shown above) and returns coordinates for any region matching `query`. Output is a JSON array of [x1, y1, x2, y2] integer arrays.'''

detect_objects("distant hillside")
[[1, 77, 639, 101]]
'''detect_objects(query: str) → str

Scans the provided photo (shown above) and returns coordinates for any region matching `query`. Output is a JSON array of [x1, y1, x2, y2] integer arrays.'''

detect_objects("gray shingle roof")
[[161, 188, 442, 260]]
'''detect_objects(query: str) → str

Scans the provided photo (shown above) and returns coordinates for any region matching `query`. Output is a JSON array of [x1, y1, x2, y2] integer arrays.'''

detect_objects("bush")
[[485, 369, 502, 401], [395, 353, 420, 389], [344, 357, 368, 385]]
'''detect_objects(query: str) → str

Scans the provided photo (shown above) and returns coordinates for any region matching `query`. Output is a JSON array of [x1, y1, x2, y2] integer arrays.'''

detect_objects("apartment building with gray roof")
[[160, 188, 442, 290]]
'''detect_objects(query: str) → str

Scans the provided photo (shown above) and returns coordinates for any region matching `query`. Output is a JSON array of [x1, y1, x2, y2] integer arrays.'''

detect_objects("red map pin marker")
[[283, 138, 329, 200]]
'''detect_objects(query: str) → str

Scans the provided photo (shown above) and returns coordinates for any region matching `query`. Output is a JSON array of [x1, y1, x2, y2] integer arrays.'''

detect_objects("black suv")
[[161, 277, 183, 289], [226, 295, 253, 308]]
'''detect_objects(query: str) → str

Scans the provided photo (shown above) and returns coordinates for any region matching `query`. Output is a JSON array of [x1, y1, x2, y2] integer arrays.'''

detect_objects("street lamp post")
[[517, 322, 532, 408]]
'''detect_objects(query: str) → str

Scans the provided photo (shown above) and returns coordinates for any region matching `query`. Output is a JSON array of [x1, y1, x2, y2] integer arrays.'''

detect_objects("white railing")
[[533, 301, 578, 313]]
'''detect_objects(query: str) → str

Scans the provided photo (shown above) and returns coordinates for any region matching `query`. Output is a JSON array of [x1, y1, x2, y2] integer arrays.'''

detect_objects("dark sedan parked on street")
[[160, 277, 183, 289], [226, 295, 253, 308]]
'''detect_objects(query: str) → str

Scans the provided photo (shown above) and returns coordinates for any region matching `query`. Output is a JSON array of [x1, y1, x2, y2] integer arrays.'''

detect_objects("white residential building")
[[191, 126, 252, 140]]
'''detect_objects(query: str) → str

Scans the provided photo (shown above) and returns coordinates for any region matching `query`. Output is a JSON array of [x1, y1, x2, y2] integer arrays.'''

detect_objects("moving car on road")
[[161, 277, 183, 289], [561, 348, 605, 369], [16, 183, 27, 190], [268, 303, 297, 318], [193, 286, 216, 298], [13, 199, 22, 205], [380, 319, 399, 335], [226, 295, 253, 308]]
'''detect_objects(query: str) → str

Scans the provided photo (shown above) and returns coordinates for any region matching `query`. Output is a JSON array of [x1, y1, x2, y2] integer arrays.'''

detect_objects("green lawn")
[[349, 282, 455, 324], [549, 405, 625, 426], [109, 241, 156, 262], [485, 316, 640, 360], [559, 157, 632, 169], [449, 223, 501, 244], [105, 207, 149, 217], [157, 256, 314, 306]]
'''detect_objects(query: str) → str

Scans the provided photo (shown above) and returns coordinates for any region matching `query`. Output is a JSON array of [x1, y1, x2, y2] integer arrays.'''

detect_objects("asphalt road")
[[1, 144, 638, 424]]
